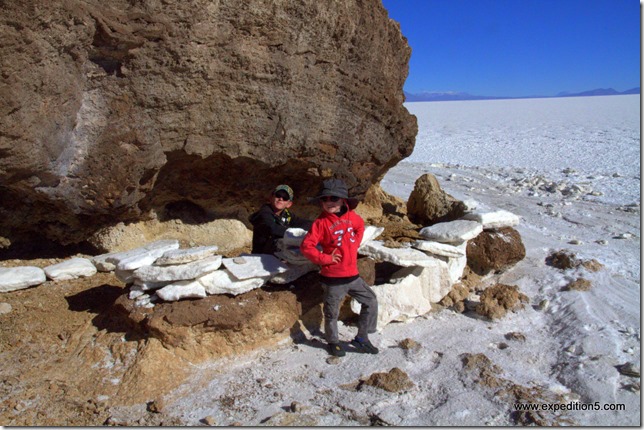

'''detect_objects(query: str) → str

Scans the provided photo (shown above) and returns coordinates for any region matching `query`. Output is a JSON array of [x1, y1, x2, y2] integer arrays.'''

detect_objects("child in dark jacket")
[[249, 185, 312, 255], [300, 179, 379, 357]]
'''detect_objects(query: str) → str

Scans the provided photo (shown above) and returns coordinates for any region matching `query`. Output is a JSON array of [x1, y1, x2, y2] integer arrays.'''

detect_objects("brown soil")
[[0, 254, 326, 426], [0, 253, 377, 426]]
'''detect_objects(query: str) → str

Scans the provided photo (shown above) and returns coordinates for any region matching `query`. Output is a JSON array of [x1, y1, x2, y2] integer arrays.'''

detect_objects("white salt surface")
[[124, 96, 639, 426]]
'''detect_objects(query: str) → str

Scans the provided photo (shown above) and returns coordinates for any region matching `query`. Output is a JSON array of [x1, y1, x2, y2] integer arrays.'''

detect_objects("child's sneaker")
[[351, 337, 379, 354], [328, 343, 346, 357]]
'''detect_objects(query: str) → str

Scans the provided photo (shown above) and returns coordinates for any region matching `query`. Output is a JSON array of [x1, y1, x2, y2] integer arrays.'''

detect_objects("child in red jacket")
[[300, 179, 379, 357]]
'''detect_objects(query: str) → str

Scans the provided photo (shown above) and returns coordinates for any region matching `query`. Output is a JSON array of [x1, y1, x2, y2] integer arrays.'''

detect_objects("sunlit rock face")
[[0, 0, 416, 245]]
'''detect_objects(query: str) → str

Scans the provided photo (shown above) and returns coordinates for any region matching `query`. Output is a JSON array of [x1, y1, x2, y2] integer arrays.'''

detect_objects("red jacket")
[[300, 208, 365, 278]]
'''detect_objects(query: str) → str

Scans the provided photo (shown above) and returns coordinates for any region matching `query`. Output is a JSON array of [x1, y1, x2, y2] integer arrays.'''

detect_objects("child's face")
[[270, 191, 292, 212], [320, 196, 343, 214]]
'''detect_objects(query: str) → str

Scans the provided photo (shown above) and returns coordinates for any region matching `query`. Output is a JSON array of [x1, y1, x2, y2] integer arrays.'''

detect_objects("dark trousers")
[[321, 277, 378, 344]]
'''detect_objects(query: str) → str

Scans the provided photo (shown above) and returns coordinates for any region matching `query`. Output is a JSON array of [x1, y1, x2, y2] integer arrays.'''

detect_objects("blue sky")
[[381, 0, 641, 97]]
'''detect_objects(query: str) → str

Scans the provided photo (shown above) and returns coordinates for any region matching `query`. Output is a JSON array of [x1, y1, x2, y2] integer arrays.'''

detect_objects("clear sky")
[[381, 0, 641, 97]]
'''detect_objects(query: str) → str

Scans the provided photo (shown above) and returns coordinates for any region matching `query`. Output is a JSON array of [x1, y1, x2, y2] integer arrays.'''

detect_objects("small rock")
[[568, 239, 583, 245], [618, 362, 640, 377], [0, 302, 12, 314], [498, 342, 509, 350], [147, 398, 165, 413], [562, 278, 592, 292], [326, 356, 341, 365], [290, 401, 303, 412], [398, 338, 421, 351], [505, 332, 526, 342], [615, 233, 633, 239], [537, 299, 549, 311], [623, 382, 640, 393], [203, 416, 217, 426], [360, 367, 415, 392], [595, 239, 608, 245]]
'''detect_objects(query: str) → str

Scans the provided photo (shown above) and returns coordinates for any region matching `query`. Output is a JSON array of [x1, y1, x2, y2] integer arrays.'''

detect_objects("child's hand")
[[329, 248, 342, 264]]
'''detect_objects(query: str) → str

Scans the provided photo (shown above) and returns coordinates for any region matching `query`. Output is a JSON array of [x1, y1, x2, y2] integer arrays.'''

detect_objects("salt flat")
[[130, 96, 640, 426]]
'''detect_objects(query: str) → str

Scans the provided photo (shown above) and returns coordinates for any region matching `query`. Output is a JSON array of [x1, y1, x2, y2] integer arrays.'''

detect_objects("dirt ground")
[[0, 250, 356, 426], [0, 263, 132, 426]]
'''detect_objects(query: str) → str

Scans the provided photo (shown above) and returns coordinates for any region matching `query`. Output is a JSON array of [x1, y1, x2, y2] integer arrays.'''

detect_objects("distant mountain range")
[[404, 87, 640, 102]]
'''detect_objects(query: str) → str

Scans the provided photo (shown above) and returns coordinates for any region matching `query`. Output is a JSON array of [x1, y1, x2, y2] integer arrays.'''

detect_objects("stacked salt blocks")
[[355, 209, 520, 331], [94, 240, 318, 307], [0, 209, 520, 332]]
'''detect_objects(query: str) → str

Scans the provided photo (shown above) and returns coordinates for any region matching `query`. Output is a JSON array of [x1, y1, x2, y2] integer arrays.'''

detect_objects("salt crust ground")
[[108, 161, 640, 426]]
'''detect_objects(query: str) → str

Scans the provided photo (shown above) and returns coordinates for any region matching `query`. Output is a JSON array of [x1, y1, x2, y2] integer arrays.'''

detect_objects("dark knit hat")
[[309, 179, 359, 209]]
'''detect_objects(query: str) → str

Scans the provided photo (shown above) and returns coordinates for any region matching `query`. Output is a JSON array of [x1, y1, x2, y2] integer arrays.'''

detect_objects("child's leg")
[[346, 278, 378, 339], [321, 283, 349, 344]]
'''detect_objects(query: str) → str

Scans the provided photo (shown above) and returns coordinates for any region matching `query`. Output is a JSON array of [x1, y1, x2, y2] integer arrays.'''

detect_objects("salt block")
[[351, 262, 450, 331], [359, 241, 440, 267], [96, 240, 180, 271], [282, 228, 308, 246], [270, 262, 318, 284], [133, 255, 222, 282], [419, 220, 482, 243], [133, 278, 172, 291], [198, 270, 267, 296], [44, 257, 97, 281], [412, 240, 465, 258], [154, 245, 219, 266], [274, 245, 311, 265], [360, 226, 385, 246], [462, 210, 520, 230], [0, 266, 46, 293], [222, 254, 288, 280], [156, 280, 207, 301]]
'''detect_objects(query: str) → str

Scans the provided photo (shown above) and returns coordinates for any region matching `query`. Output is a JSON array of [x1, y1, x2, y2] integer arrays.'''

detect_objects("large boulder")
[[406, 174, 467, 226], [0, 0, 417, 246], [466, 227, 526, 275]]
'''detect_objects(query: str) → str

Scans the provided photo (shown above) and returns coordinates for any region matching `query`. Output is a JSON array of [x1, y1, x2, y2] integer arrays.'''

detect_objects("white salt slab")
[[129, 285, 146, 300], [412, 240, 466, 258], [419, 220, 483, 243], [133, 255, 222, 282], [132, 278, 172, 291], [282, 228, 308, 246], [44, 257, 97, 281], [274, 245, 311, 265], [115, 268, 135, 284], [360, 226, 385, 246], [269, 262, 319, 284], [92, 254, 119, 272], [156, 280, 207, 301], [0, 266, 46, 293], [222, 254, 289, 280], [97, 240, 180, 271], [462, 198, 479, 211], [154, 245, 219, 266], [359, 241, 441, 268], [351, 262, 450, 331], [462, 210, 520, 230], [198, 270, 268, 296], [433, 242, 469, 285]]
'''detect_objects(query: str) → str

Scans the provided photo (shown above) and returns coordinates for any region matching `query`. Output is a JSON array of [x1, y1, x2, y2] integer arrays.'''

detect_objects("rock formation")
[[406, 173, 467, 225], [0, 0, 417, 246]]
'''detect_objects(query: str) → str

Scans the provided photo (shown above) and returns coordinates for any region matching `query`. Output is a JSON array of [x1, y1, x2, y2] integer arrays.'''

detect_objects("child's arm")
[[300, 222, 336, 266]]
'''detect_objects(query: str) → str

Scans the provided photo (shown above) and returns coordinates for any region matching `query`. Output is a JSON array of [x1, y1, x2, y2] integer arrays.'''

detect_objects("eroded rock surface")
[[0, 0, 416, 245]]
